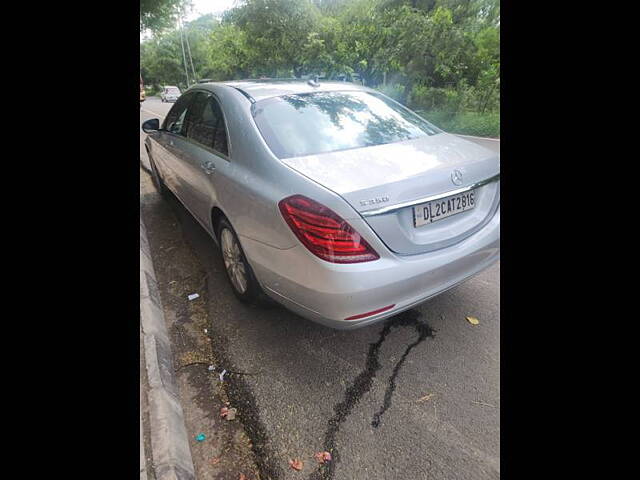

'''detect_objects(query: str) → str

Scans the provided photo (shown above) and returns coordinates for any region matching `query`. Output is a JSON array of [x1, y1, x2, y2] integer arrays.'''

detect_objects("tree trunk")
[[480, 76, 499, 113]]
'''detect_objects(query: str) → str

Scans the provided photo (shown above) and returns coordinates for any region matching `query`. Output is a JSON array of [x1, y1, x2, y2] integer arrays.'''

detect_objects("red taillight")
[[278, 195, 379, 263]]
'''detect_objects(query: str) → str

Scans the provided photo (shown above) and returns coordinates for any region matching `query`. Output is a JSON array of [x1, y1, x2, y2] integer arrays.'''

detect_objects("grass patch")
[[416, 110, 500, 138]]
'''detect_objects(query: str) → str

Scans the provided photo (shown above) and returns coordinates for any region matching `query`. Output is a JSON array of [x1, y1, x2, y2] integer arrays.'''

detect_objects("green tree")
[[141, 0, 500, 118], [332, 0, 394, 86], [230, 0, 322, 77], [140, 0, 192, 33], [207, 24, 255, 79]]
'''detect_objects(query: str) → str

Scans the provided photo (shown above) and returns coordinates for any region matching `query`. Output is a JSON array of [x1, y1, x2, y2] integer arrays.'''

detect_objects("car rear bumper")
[[241, 207, 500, 329]]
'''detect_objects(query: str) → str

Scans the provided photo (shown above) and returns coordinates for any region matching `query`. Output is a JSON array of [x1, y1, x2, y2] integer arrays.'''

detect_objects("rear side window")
[[163, 92, 195, 135], [186, 92, 229, 157]]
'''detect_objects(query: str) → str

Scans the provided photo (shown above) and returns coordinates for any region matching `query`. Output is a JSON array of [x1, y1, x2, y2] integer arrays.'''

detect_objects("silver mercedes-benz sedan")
[[142, 80, 500, 329]]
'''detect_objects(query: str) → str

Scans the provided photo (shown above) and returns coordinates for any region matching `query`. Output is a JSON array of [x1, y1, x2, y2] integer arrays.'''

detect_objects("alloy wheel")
[[221, 228, 247, 294]]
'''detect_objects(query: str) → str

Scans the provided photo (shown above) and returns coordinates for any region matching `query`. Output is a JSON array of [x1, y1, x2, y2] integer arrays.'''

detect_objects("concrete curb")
[[140, 215, 196, 480], [139, 136, 152, 173], [140, 154, 152, 173]]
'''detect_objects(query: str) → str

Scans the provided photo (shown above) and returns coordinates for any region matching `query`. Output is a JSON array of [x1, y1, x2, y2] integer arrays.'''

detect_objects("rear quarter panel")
[[210, 86, 378, 252]]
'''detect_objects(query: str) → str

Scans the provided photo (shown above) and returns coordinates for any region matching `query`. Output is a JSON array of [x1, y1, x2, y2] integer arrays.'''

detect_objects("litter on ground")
[[314, 451, 332, 463], [466, 316, 480, 325], [289, 459, 303, 471], [188, 293, 200, 301], [417, 393, 434, 403], [221, 406, 237, 420]]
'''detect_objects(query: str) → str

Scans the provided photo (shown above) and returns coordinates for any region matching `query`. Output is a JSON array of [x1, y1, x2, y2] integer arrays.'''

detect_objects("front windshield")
[[167, 88, 180, 94], [252, 90, 440, 159]]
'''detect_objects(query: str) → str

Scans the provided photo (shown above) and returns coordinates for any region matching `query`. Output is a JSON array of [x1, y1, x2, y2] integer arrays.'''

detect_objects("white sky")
[[185, 0, 239, 21]]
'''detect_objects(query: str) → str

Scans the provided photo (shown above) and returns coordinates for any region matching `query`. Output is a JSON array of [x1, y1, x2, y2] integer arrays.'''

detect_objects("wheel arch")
[[210, 206, 229, 237]]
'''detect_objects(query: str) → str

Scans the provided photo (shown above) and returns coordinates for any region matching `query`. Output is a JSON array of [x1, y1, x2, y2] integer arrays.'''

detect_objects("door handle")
[[201, 161, 216, 174]]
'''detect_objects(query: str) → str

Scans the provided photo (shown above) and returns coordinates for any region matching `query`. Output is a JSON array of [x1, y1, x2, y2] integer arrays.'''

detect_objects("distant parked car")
[[160, 86, 181, 103], [141, 80, 500, 329]]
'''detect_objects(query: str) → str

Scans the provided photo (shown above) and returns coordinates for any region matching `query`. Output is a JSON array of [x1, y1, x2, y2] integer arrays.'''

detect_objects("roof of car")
[[196, 79, 368, 102]]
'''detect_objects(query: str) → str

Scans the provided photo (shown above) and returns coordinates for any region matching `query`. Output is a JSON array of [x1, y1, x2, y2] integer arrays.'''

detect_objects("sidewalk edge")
[[140, 214, 196, 480]]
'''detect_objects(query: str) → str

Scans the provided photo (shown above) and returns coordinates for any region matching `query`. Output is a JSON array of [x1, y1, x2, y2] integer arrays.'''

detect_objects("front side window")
[[186, 92, 229, 157], [252, 91, 441, 159], [163, 92, 195, 135]]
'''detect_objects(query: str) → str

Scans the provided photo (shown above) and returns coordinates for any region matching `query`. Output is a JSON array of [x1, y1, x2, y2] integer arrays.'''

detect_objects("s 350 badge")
[[360, 196, 390, 207]]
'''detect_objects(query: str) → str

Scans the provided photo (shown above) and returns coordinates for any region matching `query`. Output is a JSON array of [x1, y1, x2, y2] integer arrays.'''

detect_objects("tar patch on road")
[[371, 314, 434, 428], [310, 310, 435, 480], [206, 321, 284, 480]]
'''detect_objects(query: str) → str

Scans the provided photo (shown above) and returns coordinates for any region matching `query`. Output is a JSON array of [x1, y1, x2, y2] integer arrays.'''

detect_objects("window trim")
[[161, 91, 197, 134]]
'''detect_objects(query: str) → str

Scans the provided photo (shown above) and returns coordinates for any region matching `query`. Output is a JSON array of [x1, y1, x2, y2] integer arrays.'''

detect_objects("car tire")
[[217, 218, 261, 304], [149, 153, 170, 198]]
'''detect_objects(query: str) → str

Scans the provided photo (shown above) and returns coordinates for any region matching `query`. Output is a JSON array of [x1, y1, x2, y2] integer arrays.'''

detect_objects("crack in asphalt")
[[309, 310, 435, 480], [205, 318, 284, 480], [371, 317, 435, 428]]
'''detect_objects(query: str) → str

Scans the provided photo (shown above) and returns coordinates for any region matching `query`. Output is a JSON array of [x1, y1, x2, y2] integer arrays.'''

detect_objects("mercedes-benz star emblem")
[[451, 169, 464, 186]]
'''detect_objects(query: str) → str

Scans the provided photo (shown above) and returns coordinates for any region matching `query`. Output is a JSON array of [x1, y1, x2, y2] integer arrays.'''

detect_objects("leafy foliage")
[[140, 0, 192, 33], [141, 0, 500, 134]]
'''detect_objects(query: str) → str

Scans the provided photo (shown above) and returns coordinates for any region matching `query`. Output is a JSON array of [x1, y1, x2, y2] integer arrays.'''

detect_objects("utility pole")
[[183, 19, 197, 83], [179, 17, 190, 87]]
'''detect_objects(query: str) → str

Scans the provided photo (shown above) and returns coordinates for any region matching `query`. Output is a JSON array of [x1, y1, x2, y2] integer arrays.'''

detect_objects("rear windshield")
[[252, 91, 440, 159], [167, 88, 180, 93]]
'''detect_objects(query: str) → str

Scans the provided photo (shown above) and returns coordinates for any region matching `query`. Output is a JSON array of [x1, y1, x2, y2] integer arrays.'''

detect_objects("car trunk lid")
[[280, 133, 500, 255]]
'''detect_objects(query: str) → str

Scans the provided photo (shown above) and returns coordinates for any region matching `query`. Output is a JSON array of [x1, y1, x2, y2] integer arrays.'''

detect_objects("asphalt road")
[[140, 97, 500, 480]]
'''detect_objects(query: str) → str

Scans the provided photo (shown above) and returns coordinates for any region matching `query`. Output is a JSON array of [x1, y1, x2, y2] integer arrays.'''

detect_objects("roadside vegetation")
[[140, 0, 500, 137]]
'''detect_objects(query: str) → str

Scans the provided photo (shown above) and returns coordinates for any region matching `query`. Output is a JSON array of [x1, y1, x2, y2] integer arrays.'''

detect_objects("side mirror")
[[142, 118, 160, 133]]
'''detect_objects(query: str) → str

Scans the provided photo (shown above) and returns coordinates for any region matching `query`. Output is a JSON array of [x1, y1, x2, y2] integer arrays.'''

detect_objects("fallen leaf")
[[466, 316, 480, 325], [314, 451, 332, 463], [225, 408, 237, 421], [417, 393, 434, 403], [289, 459, 303, 471], [220, 407, 229, 418], [239, 474, 248, 480], [210, 457, 221, 465]]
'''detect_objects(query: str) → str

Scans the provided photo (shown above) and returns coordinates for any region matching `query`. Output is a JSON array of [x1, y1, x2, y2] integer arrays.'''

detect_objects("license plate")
[[413, 190, 476, 227]]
